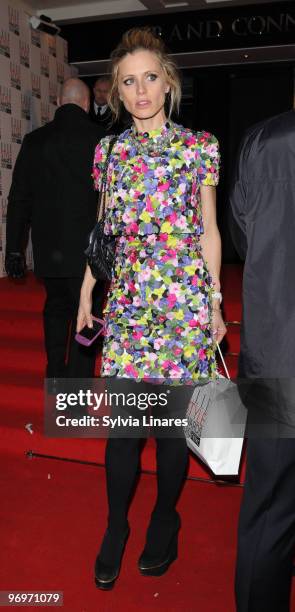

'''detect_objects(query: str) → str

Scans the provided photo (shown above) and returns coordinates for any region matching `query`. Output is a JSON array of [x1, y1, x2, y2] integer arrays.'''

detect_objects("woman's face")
[[117, 49, 170, 122]]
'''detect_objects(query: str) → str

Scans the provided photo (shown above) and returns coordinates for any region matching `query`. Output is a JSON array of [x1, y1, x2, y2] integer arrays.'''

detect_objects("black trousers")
[[235, 437, 295, 612], [43, 277, 104, 378]]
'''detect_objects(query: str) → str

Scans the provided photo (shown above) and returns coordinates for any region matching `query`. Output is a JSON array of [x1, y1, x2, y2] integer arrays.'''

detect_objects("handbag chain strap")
[[97, 135, 118, 221]]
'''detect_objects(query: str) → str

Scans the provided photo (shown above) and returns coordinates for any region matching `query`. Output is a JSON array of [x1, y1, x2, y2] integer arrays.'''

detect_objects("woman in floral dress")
[[77, 27, 226, 589]]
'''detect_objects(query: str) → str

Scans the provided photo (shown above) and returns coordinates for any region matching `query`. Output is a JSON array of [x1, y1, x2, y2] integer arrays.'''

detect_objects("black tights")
[[105, 435, 188, 530]]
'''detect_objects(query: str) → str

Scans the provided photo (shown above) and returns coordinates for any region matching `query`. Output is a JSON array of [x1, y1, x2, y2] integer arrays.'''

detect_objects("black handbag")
[[85, 136, 118, 281]]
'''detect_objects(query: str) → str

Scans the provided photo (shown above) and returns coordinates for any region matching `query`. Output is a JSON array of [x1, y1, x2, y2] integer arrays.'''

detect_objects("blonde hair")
[[108, 27, 181, 122]]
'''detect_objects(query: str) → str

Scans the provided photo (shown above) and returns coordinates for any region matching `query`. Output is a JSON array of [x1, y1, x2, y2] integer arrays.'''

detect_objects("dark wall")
[[60, 1, 295, 63], [190, 63, 294, 261]]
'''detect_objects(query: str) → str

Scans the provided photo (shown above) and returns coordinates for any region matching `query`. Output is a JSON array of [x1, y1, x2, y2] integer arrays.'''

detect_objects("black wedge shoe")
[[138, 512, 180, 577], [94, 524, 130, 590]]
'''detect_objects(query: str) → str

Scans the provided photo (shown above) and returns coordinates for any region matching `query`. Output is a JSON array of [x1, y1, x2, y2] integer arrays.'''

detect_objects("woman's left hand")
[[212, 309, 227, 345]]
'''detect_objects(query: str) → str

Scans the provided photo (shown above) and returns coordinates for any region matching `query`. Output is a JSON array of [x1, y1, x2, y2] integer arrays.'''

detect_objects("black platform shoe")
[[94, 524, 130, 590], [138, 512, 180, 577]]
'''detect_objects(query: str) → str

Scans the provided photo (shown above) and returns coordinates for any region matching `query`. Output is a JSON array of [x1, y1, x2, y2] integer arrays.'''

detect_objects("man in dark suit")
[[89, 75, 128, 135], [89, 76, 113, 135], [230, 110, 295, 611], [5, 78, 104, 378]]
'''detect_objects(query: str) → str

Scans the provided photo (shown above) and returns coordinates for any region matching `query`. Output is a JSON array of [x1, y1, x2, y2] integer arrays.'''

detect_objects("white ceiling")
[[25, 0, 287, 25]]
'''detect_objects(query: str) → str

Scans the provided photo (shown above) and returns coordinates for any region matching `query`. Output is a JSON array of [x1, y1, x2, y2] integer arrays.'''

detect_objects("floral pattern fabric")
[[93, 122, 220, 383]]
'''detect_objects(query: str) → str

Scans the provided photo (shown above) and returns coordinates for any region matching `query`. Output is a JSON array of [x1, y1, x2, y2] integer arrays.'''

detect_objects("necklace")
[[129, 121, 178, 157]]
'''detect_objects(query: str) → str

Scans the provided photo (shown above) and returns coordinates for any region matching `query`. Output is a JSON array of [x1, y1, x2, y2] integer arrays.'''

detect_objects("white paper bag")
[[184, 347, 247, 476]]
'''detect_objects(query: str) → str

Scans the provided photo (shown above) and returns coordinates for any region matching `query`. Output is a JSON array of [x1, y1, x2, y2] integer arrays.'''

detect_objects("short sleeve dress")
[[93, 121, 220, 383]]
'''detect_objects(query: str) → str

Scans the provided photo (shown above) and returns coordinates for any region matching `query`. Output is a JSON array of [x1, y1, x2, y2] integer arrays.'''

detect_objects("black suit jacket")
[[230, 109, 295, 379], [89, 102, 130, 136], [89, 104, 114, 135], [6, 104, 104, 277]]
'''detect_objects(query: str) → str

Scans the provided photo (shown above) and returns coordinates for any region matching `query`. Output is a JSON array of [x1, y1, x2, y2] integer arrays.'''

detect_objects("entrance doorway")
[[179, 63, 294, 261]]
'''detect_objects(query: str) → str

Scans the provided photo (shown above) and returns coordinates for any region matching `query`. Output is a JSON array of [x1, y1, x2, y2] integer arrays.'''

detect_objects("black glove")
[[5, 252, 26, 279]]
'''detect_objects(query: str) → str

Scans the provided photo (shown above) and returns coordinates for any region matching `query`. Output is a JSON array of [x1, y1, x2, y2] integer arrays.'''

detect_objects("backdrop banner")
[[0, 0, 77, 277]]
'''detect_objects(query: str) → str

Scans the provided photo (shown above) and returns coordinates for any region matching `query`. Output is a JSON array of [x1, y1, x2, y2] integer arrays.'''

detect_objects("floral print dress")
[[93, 121, 220, 383]]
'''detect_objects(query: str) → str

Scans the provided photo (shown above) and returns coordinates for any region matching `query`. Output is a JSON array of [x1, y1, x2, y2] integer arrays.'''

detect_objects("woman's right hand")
[[76, 265, 97, 332]]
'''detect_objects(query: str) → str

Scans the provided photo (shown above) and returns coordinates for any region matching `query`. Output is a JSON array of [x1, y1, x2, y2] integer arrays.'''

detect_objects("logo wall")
[[1, 198, 8, 222], [57, 62, 64, 84], [41, 53, 49, 78], [21, 94, 30, 120], [11, 118, 21, 144], [0, 86, 11, 114], [31, 73, 41, 98], [63, 40, 68, 64], [49, 81, 57, 105], [8, 6, 19, 36], [41, 102, 50, 126], [10, 62, 20, 90], [1, 143, 12, 169], [0, 30, 10, 58], [20, 40, 30, 67], [48, 35, 56, 57], [31, 29, 40, 48], [0, 1, 74, 277]]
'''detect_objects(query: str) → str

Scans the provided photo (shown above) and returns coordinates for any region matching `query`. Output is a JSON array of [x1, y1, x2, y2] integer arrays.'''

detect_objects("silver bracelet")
[[212, 291, 222, 303]]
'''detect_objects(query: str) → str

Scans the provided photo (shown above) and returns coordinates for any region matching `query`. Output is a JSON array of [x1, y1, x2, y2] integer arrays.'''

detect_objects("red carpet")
[[0, 266, 244, 481], [1, 454, 242, 612], [4, 266, 294, 611]]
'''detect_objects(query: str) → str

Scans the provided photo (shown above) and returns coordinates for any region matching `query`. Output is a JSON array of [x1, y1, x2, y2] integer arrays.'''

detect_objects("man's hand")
[[5, 252, 26, 279]]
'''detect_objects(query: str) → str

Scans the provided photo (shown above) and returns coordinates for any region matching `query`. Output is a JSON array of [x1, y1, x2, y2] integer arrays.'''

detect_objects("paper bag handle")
[[216, 342, 231, 381]]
